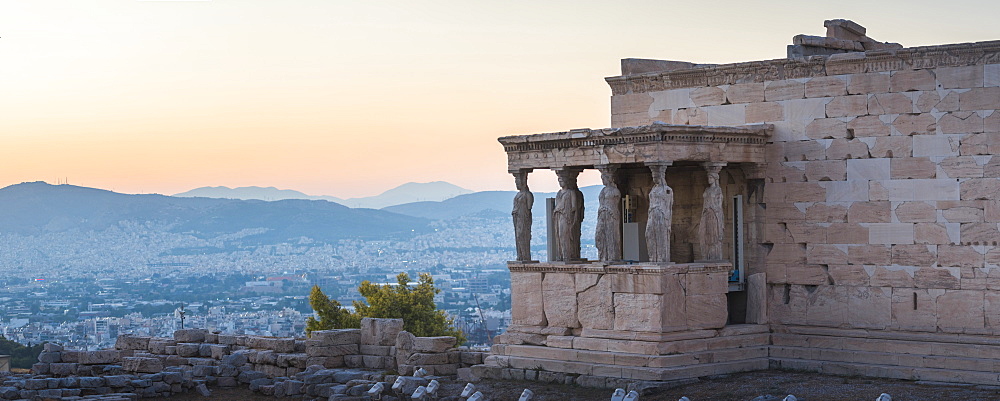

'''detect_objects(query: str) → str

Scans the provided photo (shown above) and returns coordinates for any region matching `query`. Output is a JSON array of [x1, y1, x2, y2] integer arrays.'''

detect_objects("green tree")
[[0, 336, 44, 369], [305, 285, 359, 335], [305, 273, 465, 344], [355, 273, 465, 343]]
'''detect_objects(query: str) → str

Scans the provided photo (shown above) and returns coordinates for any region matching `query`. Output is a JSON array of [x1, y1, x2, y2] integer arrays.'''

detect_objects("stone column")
[[595, 164, 622, 262], [553, 167, 584, 261], [698, 162, 727, 261], [511, 169, 535, 262], [645, 162, 673, 263]]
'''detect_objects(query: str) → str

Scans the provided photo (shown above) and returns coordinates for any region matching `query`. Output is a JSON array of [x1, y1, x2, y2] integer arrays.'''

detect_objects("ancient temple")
[[479, 20, 1000, 388]]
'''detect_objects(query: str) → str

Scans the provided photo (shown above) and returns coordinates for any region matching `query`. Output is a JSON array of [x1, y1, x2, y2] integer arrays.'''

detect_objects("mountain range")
[[174, 181, 473, 209], [0, 182, 429, 243]]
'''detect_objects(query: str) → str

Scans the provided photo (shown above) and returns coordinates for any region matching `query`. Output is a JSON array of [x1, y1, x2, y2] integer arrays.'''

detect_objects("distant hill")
[[174, 186, 344, 203], [0, 182, 429, 243], [384, 185, 602, 220], [173, 181, 472, 209]]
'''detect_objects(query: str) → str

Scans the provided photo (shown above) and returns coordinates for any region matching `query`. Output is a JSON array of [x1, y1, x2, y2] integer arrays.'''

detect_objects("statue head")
[[598, 165, 617, 186], [649, 164, 668, 186], [513, 171, 529, 191], [707, 171, 720, 187], [556, 169, 578, 189]]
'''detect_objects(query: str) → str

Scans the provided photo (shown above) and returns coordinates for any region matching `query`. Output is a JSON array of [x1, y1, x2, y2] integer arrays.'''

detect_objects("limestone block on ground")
[[79, 350, 120, 365], [247, 336, 296, 353], [360, 318, 404, 346], [115, 335, 151, 351], [358, 344, 393, 356], [542, 273, 580, 328], [122, 357, 164, 373], [49, 363, 77, 376], [412, 336, 457, 353], [305, 344, 358, 357], [405, 352, 449, 366], [311, 329, 361, 346], [175, 343, 201, 358], [173, 329, 207, 343], [148, 339, 176, 354], [37, 351, 61, 363]]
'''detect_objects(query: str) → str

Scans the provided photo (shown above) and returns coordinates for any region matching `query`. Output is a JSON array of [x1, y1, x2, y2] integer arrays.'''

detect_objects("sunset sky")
[[2, 0, 997, 198]]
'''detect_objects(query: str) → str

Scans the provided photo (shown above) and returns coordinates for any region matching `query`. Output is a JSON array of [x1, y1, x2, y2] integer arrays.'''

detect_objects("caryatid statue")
[[699, 162, 726, 261], [645, 163, 674, 263], [595, 165, 622, 262], [553, 168, 584, 261], [511, 169, 534, 261]]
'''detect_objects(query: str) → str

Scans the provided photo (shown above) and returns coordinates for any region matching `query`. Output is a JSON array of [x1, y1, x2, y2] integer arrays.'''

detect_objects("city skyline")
[[3, 0, 997, 197]]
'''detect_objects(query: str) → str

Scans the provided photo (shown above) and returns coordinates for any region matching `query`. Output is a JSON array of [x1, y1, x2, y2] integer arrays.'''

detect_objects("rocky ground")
[[152, 370, 1000, 400]]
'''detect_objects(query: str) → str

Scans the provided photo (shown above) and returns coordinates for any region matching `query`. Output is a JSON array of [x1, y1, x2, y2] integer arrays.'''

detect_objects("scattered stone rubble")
[[2, 318, 486, 400]]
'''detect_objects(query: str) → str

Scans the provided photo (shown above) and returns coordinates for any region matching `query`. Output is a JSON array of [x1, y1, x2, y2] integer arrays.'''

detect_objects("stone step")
[[770, 345, 1000, 372], [543, 332, 771, 355], [500, 344, 768, 368], [770, 357, 1000, 386], [772, 332, 1000, 359], [494, 353, 768, 381]]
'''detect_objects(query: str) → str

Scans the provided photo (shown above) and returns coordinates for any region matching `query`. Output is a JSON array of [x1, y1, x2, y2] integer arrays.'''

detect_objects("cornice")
[[605, 40, 1000, 95]]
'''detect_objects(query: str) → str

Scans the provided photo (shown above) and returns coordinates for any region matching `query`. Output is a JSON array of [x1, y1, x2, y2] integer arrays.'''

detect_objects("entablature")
[[499, 123, 772, 170]]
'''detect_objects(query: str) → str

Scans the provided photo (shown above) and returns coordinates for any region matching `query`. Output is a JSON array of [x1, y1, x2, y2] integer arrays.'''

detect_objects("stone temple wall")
[[608, 40, 1000, 383]]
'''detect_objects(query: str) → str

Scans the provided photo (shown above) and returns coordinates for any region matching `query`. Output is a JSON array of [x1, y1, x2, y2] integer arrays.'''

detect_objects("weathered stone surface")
[[868, 92, 913, 114], [173, 329, 207, 343], [613, 293, 661, 332], [310, 329, 361, 346], [826, 95, 868, 117], [765, 80, 805, 101], [848, 73, 889, 94], [122, 357, 163, 373], [891, 157, 936, 179], [576, 274, 613, 330], [895, 201, 936, 222], [78, 350, 120, 365], [685, 294, 728, 329], [893, 113, 937, 136], [510, 272, 546, 326], [806, 76, 847, 98], [412, 336, 457, 353], [937, 290, 985, 332], [726, 83, 765, 104], [115, 335, 151, 351], [891, 69, 936, 92], [542, 273, 579, 328], [746, 273, 767, 324], [360, 318, 404, 346], [937, 66, 985, 89], [847, 286, 891, 329], [690, 86, 726, 106], [849, 115, 892, 137]]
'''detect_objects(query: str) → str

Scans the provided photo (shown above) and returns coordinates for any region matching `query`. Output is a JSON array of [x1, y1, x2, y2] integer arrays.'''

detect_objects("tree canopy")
[[306, 272, 465, 344], [0, 336, 44, 369]]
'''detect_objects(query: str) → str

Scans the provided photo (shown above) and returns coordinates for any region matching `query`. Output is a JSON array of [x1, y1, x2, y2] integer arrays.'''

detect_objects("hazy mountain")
[[173, 181, 472, 209], [0, 182, 429, 243], [383, 185, 603, 220], [174, 186, 344, 203], [338, 181, 473, 209]]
